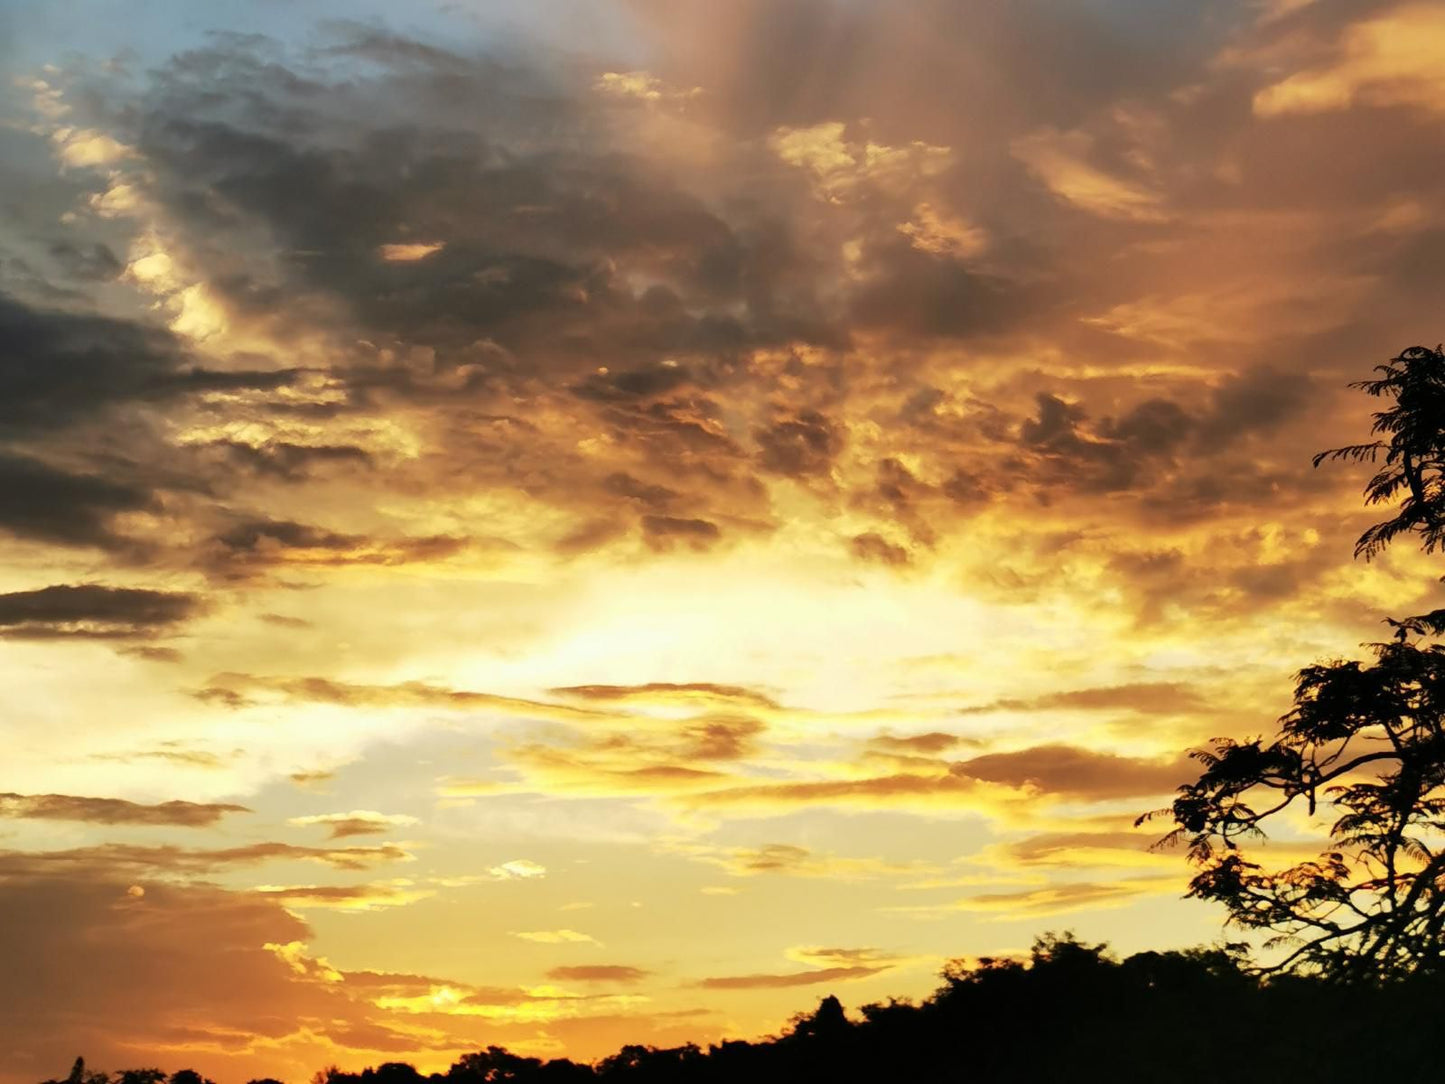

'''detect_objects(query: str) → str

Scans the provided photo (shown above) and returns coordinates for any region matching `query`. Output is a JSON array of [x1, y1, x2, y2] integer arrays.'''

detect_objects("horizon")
[[4, 1, 1445, 1080]]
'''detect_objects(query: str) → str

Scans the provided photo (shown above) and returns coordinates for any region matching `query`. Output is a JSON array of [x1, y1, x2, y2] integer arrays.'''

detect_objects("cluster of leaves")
[[1315, 345, 1445, 560], [1148, 344, 1445, 978], [48, 935, 1445, 1084], [1152, 628, 1445, 977]]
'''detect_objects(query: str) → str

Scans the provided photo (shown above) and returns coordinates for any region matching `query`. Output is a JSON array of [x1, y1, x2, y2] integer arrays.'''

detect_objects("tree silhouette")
[[1153, 628, 1445, 977], [42, 1057, 109, 1084], [1149, 343, 1445, 978], [35, 938, 1445, 1084], [1314, 344, 1445, 561]]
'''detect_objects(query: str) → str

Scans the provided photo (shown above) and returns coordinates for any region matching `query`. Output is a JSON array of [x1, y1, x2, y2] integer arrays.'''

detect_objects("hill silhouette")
[[43, 932, 1445, 1084]]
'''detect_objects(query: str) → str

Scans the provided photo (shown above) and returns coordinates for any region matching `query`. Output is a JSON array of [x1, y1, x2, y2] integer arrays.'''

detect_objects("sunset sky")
[[4, 0, 1445, 1079]]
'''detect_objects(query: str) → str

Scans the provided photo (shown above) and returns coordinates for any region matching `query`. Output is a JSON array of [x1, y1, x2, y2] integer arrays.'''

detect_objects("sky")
[[3, 0, 1445, 1079]]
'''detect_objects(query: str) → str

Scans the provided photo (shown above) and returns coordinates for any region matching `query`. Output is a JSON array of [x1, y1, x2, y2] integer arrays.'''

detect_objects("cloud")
[[976, 828, 1175, 873], [851, 531, 912, 567], [867, 732, 963, 755], [768, 120, 951, 204], [1254, 5, 1445, 117], [897, 202, 988, 260], [94, 744, 230, 770], [951, 745, 1190, 801], [251, 880, 434, 911], [546, 965, 651, 984], [287, 811, 420, 839], [0, 841, 412, 878], [676, 842, 938, 882], [698, 966, 887, 990], [698, 948, 901, 990], [0, 794, 249, 828], [959, 682, 1210, 716], [198, 673, 615, 723], [5, 10, 1445, 1075], [640, 514, 723, 551], [207, 518, 467, 574], [754, 410, 844, 477], [1011, 127, 1166, 221], [0, 871, 584, 1081], [0, 292, 291, 434], [378, 241, 446, 262], [0, 584, 202, 639], [488, 859, 547, 880], [205, 439, 374, 482], [924, 877, 1179, 920], [548, 682, 781, 711], [595, 71, 701, 105], [784, 946, 901, 969], [0, 876, 321, 1080], [0, 455, 155, 552], [682, 772, 1011, 816], [512, 929, 601, 945]]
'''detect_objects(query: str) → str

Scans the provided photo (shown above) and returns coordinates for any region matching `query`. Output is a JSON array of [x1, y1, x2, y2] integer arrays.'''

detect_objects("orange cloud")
[[378, 242, 446, 262], [1011, 128, 1166, 221], [288, 811, 420, 839], [546, 965, 651, 984], [1254, 4, 1445, 117]]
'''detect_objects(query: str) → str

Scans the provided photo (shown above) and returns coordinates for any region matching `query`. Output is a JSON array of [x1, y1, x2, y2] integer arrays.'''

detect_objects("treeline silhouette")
[[46, 933, 1445, 1084]]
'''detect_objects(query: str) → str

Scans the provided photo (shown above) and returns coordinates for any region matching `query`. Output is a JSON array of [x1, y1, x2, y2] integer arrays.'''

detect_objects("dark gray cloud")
[[640, 514, 721, 550], [1197, 366, 1313, 446], [125, 43, 824, 383], [46, 241, 122, 283], [848, 246, 1033, 341], [0, 453, 153, 550], [0, 793, 249, 827], [0, 841, 411, 877], [0, 293, 293, 434], [755, 410, 843, 477], [205, 439, 374, 481], [30, 21, 1354, 583], [0, 291, 310, 561], [600, 471, 680, 510], [0, 584, 201, 639], [205, 518, 466, 575], [851, 532, 911, 567]]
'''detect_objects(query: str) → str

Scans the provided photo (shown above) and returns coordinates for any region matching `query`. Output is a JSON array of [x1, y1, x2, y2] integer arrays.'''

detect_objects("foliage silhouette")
[[1314, 344, 1445, 561], [42, 934, 1445, 1083], [43, 1058, 108, 1084], [1148, 343, 1445, 978], [41, 1068, 218, 1084]]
